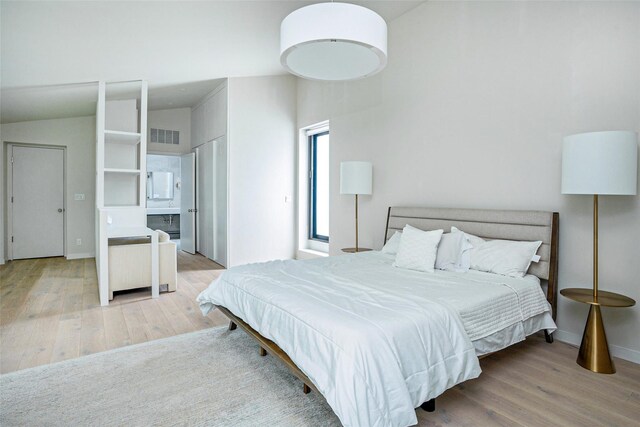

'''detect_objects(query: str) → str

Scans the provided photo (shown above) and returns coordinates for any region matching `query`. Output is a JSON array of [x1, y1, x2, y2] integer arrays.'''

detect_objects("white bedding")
[[197, 251, 555, 427]]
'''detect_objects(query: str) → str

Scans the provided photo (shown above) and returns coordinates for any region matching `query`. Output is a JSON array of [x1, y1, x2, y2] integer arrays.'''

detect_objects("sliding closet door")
[[196, 141, 214, 259], [180, 153, 196, 254], [213, 136, 227, 267], [196, 137, 227, 267]]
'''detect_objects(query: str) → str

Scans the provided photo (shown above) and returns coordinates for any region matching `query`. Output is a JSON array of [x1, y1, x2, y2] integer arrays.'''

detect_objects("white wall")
[[1, 116, 96, 260], [297, 1, 640, 361], [147, 108, 191, 154], [227, 75, 297, 266]]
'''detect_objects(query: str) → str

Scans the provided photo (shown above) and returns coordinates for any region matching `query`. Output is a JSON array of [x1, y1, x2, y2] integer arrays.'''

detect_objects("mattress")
[[197, 251, 556, 427]]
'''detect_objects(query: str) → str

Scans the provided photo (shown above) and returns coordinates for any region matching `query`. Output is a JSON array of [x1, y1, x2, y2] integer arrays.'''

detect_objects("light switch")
[[74, 193, 85, 201]]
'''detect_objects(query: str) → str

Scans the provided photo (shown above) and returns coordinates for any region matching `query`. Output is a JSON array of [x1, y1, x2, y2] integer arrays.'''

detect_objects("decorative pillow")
[[434, 232, 465, 271], [451, 227, 542, 278], [381, 231, 402, 254], [393, 225, 444, 273]]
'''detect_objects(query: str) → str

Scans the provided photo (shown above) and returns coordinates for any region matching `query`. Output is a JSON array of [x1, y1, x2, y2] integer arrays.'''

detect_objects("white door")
[[11, 145, 64, 259], [180, 153, 196, 254]]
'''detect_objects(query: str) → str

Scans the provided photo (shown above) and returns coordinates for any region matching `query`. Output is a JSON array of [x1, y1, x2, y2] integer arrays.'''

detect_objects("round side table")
[[560, 288, 635, 374], [341, 247, 372, 253]]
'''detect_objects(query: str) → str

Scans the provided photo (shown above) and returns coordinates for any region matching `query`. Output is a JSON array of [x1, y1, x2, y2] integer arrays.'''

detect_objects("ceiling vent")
[[150, 128, 180, 145]]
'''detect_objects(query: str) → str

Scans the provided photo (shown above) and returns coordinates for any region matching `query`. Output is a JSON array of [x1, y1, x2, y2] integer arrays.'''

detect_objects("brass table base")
[[341, 247, 372, 253], [560, 287, 635, 375], [577, 305, 615, 374]]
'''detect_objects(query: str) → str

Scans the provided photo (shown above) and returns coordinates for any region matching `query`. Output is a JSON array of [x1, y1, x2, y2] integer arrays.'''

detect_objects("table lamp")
[[340, 161, 372, 252], [561, 130, 638, 374]]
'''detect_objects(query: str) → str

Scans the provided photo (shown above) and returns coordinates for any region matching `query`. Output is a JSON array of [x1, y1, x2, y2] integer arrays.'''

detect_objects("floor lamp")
[[340, 161, 372, 253], [560, 130, 638, 374]]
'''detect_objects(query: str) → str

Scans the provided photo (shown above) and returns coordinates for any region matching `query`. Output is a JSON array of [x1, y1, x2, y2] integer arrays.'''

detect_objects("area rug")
[[0, 327, 340, 426]]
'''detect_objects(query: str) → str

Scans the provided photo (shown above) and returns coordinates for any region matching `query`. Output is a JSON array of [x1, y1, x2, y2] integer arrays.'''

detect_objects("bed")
[[197, 207, 559, 427]]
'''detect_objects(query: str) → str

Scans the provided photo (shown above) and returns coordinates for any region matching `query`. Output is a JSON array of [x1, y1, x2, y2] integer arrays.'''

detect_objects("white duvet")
[[197, 252, 552, 427]]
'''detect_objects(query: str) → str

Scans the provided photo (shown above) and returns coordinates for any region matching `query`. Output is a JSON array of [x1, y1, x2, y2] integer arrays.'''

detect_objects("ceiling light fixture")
[[280, 2, 388, 81]]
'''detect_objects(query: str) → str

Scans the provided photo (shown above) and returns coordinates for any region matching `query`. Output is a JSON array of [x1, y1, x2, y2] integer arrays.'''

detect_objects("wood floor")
[[0, 251, 228, 374], [1, 254, 639, 426], [422, 334, 640, 427]]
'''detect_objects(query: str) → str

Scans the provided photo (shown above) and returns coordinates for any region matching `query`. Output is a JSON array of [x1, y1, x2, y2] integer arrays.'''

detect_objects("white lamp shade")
[[280, 2, 387, 81], [341, 161, 372, 195], [562, 131, 638, 195]]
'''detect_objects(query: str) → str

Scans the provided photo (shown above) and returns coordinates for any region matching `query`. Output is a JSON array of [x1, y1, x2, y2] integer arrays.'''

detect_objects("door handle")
[[58, 208, 63, 213], [188, 209, 198, 213]]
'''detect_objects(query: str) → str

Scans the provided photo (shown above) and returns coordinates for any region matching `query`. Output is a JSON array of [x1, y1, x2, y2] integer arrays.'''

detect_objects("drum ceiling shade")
[[280, 2, 387, 81]]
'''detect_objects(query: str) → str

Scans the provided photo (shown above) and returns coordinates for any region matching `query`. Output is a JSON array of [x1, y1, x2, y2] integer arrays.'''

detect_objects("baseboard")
[[554, 329, 640, 364], [66, 252, 95, 260], [0, 258, 4, 265]]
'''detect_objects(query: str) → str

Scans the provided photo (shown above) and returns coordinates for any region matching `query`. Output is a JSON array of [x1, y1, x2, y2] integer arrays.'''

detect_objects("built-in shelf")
[[105, 130, 141, 145], [104, 168, 141, 174], [96, 80, 148, 307]]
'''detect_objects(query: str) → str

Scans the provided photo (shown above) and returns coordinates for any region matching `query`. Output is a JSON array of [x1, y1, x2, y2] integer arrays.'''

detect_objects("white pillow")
[[381, 231, 402, 254], [393, 225, 444, 273], [435, 232, 465, 271], [451, 226, 481, 272], [452, 226, 542, 278]]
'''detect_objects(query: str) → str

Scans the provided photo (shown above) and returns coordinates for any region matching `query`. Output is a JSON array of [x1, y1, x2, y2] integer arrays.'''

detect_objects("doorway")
[[8, 145, 65, 259]]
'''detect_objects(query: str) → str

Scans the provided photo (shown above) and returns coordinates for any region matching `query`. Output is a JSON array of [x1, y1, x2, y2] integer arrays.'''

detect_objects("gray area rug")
[[0, 327, 341, 426]]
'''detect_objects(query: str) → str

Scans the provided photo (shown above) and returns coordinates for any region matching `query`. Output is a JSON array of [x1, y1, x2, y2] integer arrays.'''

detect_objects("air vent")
[[150, 128, 180, 145]]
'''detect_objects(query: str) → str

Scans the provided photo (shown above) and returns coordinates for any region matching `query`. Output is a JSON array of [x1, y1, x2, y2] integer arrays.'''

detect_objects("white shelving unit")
[[95, 80, 157, 306], [104, 130, 142, 145], [104, 168, 142, 174]]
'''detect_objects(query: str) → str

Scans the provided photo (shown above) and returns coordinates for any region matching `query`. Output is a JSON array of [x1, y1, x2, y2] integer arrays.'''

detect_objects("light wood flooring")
[[0, 251, 228, 374], [422, 334, 640, 426]]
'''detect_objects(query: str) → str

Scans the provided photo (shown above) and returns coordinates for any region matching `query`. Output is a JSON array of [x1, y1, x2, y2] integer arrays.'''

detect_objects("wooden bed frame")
[[218, 207, 560, 414]]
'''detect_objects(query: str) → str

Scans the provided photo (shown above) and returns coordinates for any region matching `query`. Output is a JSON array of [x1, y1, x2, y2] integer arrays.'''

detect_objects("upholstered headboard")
[[384, 207, 559, 319]]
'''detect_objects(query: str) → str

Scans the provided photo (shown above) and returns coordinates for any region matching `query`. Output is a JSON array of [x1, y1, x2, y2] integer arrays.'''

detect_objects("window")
[[309, 130, 329, 242]]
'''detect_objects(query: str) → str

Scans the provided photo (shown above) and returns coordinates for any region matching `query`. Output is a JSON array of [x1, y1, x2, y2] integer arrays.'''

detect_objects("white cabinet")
[[191, 84, 227, 148], [191, 103, 205, 149], [203, 95, 215, 144], [211, 86, 227, 142], [191, 82, 228, 267]]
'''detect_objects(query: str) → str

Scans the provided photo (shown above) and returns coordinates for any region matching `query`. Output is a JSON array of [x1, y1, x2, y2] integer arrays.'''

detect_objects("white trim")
[[305, 120, 330, 136], [297, 121, 331, 256], [66, 252, 95, 260], [306, 239, 328, 253], [554, 329, 640, 364], [296, 248, 329, 260]]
